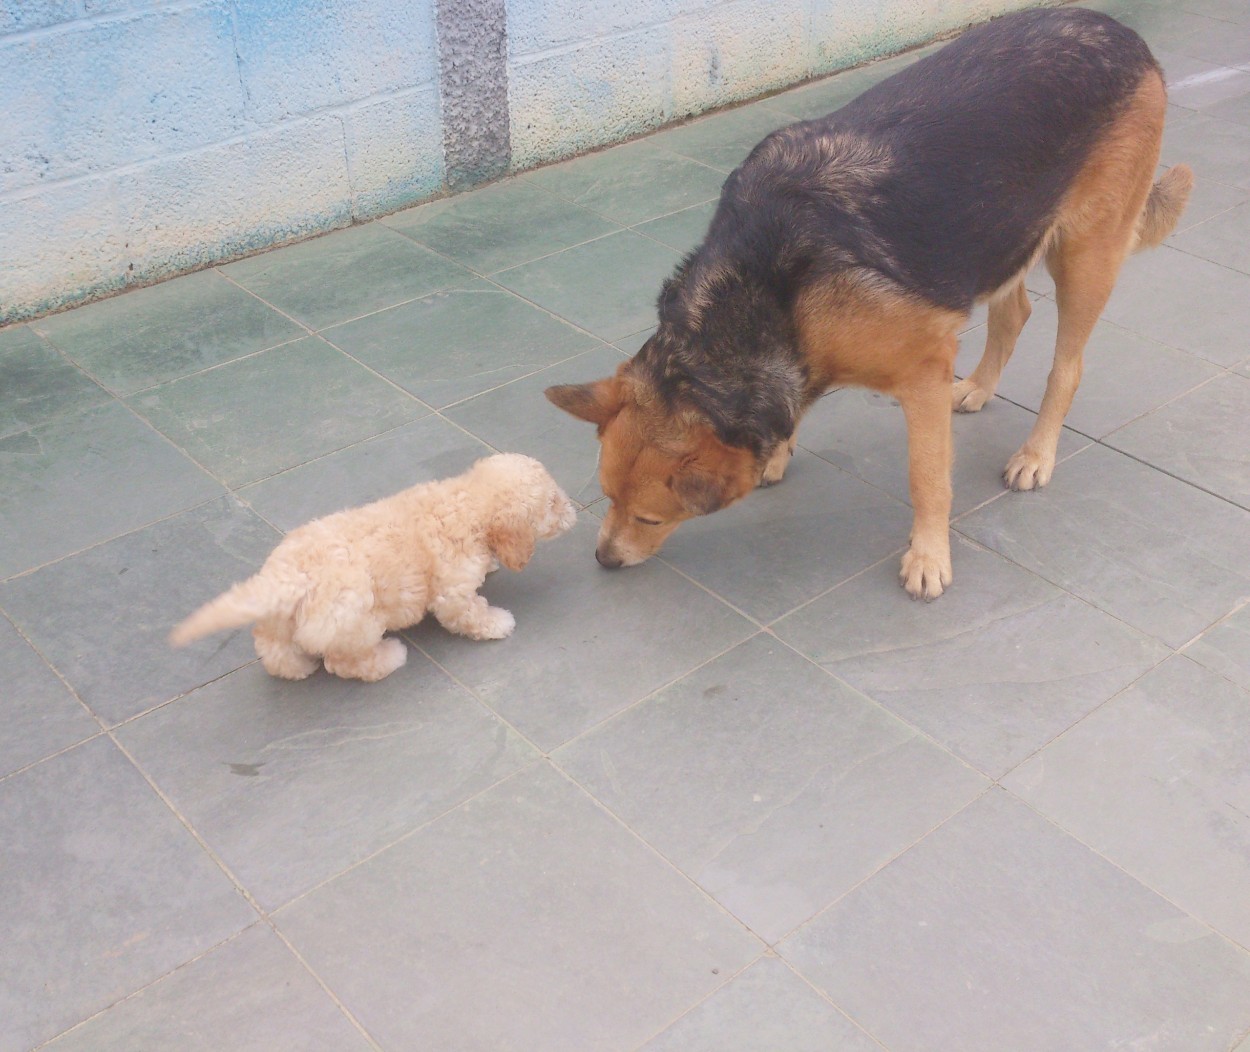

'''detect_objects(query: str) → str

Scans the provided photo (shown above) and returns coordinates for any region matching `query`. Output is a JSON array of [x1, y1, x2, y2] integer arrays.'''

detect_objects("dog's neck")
[[636, 274, 809, 458]]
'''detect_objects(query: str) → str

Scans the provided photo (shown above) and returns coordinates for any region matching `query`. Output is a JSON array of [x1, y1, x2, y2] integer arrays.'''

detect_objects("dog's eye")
[[634, 516, 663, 526]]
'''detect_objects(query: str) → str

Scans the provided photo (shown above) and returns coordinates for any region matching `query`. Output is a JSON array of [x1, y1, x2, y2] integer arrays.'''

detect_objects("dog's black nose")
[[595, 548, 623, 569]]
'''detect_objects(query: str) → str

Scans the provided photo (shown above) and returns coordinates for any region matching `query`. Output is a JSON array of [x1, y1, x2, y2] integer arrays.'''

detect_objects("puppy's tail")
[[169, 574, 282, 647], [1132, 164, 1194, 252]]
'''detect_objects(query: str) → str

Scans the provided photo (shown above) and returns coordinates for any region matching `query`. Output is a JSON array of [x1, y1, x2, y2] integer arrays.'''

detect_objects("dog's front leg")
[[896, 353, 955, 600], [431, 586, 516, 640], [760, 434, 797, 486]]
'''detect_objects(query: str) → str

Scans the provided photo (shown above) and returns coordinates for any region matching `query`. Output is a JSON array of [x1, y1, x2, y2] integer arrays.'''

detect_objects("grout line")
[[773, 955, 893, 1050], [26, 925, 274, 1051], [1004, 788, 1250, 957], [104, 732, 385, 1048]]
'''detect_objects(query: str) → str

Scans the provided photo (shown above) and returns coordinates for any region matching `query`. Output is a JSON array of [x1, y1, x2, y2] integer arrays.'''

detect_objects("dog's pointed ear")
[[544, 376, 624, 426], [486, 510, 537, 572], [671, 430, 758, 517]]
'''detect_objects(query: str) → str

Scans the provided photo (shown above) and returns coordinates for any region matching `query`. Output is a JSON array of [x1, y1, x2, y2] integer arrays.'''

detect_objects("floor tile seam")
[[0, 728, 110, 788], [758, 547, 907, 629], [946, 517, 1232, 654], [377, 189, 630, 273], [544, 759, 774, 948], [989, 640, 1178, 784], [429, 341, 627, 416], [108, 729, 269, 909], [1166, 41, 1250, 72], [2, 322, 116, 408], [1162, 236, 1250, 279], [261, 921, 386, 1052], [1175, 594, 1250, 655], [1169, 184, 1250, 237], [623, 951, 773, 1052], [265, 758, 546, 916], [944, 432, 1094, 527], [647, 556, 772, 629], [1084, 295, 1245, 366], [0, 489, 234, 586], [25, 923, 275, 1052], [0, 603, 106, 729], [113, 331, 317, 400], [223, 413, 520, 523], [404, 633, 551, 756], [103, 654, 264, 740], [1092, 357, 1243, 439], [762, 625, 993, 787], [1176, 1, 1250, 28], [360, 221, 652, 353], [643, 138, 735, 175], [767, 784, 997, 948], [1002, 785, 1250, 957], [543, 627, 769, 759], [113, 370, 287, 491], [773, 954, 893, 1052], [213, 266, 321, 336], [956, 321, 1234, 431], [1070, 359, 1235, 442], [515, 160, 724, 230], [1091, 431, 1250, 514]]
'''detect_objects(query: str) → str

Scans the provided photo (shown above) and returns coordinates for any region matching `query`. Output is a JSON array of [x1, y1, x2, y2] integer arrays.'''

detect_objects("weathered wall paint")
[[0, 0, 1045, 325]]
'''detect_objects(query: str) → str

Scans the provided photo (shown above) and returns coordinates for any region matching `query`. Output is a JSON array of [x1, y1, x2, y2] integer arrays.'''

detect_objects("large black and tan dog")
[[546, 7, 1192, 599]]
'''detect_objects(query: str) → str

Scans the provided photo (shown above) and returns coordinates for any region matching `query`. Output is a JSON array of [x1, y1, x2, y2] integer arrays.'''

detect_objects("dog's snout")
[[595, 546, 624, 569]]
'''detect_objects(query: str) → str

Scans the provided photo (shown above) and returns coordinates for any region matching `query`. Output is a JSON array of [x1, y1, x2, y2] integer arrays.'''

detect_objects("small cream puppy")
[[171, 454, 576, 682]]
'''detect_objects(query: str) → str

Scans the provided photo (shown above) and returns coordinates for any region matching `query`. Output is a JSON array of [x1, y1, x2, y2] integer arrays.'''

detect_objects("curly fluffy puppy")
[[170, 454, 576, 682]]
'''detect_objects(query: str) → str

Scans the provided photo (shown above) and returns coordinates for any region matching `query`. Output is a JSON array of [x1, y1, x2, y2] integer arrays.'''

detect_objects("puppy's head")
[[545, 368, 757, 568], [474, 454, 577, 571]]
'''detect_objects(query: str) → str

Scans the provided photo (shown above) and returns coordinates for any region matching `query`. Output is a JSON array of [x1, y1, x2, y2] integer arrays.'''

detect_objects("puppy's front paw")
[[471, 606, 516, 641], [1004, 447, 1054, 491], [952, 378, 991, 413], [899, 546, 952, 600]]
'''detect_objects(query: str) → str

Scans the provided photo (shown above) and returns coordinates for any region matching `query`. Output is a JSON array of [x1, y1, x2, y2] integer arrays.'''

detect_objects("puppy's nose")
[[595, 547, 623, 569]]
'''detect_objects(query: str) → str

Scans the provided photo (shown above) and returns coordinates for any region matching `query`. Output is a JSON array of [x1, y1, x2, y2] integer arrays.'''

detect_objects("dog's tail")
[[169, 574, 283, 647], [1132, 164, 1194, 252]]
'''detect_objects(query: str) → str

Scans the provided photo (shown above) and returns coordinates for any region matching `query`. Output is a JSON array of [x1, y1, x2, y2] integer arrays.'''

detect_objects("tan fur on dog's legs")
[[1005, 238, 1126, 490], [760, 434, 798, 486], [953, 279, 1031, 412], [897, 341, 956, 599]]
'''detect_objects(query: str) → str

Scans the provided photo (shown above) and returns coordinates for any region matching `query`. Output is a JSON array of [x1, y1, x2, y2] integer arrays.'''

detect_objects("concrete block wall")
[[1, 0, 1041, 325]]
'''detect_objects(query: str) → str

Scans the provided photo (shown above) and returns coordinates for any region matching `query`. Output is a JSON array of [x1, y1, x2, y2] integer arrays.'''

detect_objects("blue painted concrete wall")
[[1, 0, 1042, 325]]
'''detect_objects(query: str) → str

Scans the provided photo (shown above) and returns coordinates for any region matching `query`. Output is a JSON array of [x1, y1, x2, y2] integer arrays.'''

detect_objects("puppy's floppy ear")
[[486, 510, 537, 572], [671, 430, 758, 517], [544, 375, 625, 427]]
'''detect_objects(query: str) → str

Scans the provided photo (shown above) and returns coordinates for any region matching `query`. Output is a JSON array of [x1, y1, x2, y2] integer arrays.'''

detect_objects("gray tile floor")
[[3, 2, 1250, 1049]]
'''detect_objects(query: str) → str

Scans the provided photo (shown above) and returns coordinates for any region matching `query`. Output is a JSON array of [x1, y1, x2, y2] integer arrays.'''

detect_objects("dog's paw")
[[899, 546, 952, 600], [1004, 447, 1054, 491], [374, 637, 409, 678], [760, 438, 796, 487], [951, 379, 991, 413], [472, 606, 516, 641]]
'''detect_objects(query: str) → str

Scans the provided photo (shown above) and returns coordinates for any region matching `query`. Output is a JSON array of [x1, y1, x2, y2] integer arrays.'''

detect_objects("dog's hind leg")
[[253, 620, 320, 680], [1003, 235, 1127, 490], [952, 278, 1031, 413], [323, 638, 408, 682], [1005, 72, 1174, 491]]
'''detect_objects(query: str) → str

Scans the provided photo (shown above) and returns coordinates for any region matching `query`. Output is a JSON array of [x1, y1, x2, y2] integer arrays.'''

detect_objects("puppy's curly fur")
[[170, 454, 577, 682]]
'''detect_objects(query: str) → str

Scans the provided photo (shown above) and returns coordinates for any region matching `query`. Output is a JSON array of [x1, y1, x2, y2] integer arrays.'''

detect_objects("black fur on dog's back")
[[635, 7, 1160, 457]]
